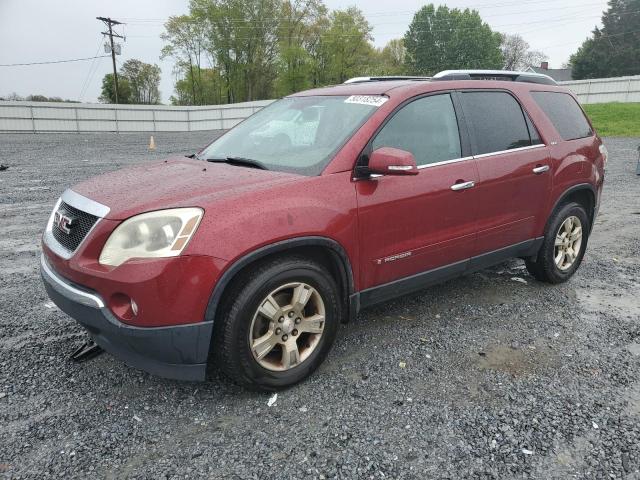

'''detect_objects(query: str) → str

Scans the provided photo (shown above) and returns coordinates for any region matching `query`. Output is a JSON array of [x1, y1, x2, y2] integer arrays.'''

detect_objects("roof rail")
[[433, 70, 557, 85], [343, 76, 431, 84]]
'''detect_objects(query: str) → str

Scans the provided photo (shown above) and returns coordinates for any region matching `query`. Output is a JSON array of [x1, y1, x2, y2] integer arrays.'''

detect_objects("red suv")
[[41, 70, 606, 390]]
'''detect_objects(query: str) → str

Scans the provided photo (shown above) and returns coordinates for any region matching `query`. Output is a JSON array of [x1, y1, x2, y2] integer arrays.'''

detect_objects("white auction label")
[[344, 95, 388, 107]]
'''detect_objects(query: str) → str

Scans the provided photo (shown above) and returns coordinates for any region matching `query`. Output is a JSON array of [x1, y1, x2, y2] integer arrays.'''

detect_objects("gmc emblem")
[[53, 210, 75, 234]]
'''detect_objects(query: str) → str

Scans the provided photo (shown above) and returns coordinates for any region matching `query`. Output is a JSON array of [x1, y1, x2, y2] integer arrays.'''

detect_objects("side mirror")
[[367, 147, 419, 176]]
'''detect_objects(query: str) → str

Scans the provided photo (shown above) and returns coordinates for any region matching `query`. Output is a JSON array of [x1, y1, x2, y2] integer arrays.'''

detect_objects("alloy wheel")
[[554, 215, 583, 271], [249, 282, 325, 371]]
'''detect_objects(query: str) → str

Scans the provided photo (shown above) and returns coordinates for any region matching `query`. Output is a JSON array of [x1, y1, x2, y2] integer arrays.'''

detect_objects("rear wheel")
[[526, 202, 589, 284], [213, 256, 340, 390]]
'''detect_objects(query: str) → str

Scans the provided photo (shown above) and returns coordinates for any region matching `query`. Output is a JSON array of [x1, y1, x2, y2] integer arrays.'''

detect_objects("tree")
[[500, 33, 547, 71], [276, 0, 328, 96], [191, 0, 281, 103], [99, 73, 132, 104], [161, 14, 208, 105], [404, 4, 503, 75], [23, 94, 77, 102], [306, 11, 331, 87], [170, 67, 225, 105], [99, 60, 160, 104], [120, 59, 162, 104], [4, 92, 24, 101], [371, 39, 407, 76], [321, 7, 376, 84], [569, 0, 640, 79]]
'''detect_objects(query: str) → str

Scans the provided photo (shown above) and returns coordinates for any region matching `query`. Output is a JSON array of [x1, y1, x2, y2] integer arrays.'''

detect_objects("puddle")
[[575, 285, 640, 319], [626, 382, 640, 416], [476, 344, 558, 376]]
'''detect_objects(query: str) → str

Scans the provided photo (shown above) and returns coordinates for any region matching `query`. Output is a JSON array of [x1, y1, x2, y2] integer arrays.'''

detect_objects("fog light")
[[130, 299, 139, 316], [109, 293, 138, 322]]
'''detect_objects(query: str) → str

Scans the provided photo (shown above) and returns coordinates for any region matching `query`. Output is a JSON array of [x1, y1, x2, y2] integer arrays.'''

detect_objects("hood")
[[71, 157, 300, 220]]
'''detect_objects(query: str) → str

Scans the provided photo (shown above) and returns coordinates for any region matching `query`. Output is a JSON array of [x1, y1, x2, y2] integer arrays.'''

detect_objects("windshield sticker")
[[344, 95, 388, 107]]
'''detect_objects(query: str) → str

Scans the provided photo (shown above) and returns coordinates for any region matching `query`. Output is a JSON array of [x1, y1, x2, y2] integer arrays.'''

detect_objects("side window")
[[531, 91, 593, 141], [460, 91, 533, 155], [371, 94, 462, 167]]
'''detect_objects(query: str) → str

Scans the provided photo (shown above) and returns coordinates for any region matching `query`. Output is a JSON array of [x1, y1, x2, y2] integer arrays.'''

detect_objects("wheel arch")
[[548, 183, 596, 233], [204, 236, 355, 326]]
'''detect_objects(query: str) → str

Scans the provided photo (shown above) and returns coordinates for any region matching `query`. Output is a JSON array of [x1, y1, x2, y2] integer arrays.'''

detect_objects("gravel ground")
[[0, 132, 639, 479]]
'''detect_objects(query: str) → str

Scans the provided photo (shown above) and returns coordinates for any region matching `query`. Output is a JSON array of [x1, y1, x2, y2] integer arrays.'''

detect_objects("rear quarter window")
[[531, 91, 593, 141]]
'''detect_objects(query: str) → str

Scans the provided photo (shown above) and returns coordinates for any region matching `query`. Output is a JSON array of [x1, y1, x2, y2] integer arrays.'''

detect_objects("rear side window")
[[372, 94, 462, 166], [460, 91, 534, 155], [531, 91, 593, 140]]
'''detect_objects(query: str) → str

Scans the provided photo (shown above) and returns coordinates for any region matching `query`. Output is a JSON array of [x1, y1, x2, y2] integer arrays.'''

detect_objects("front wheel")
[[526, 202, 590, 284], [213, 256, 340, 390]]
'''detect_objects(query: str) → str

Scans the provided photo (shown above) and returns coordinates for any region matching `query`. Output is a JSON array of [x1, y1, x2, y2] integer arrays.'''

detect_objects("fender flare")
[[547, 183, 597, 231], [203, 236, 355, 324]]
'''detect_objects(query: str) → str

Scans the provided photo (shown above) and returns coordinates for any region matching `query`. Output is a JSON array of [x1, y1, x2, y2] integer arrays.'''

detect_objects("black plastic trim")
[[467, 237, 543, 272], [204, 236, 355, 323], [353, 237, 543, 311], [358, 258, 468, 308], [548, 183, 597, 230], [41, 263, 211, 381]]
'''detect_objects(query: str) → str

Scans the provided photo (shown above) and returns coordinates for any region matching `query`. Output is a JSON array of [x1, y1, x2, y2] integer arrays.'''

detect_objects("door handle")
[[532, 165, 550, 174], [450, 180, 475, 191]]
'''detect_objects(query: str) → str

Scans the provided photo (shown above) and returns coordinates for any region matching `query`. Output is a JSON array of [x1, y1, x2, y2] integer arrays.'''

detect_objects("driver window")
[[371, 94, 462, 167]]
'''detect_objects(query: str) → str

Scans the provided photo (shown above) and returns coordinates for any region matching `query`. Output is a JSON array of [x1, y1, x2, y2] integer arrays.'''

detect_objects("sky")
[[0, 0, 609, 104]]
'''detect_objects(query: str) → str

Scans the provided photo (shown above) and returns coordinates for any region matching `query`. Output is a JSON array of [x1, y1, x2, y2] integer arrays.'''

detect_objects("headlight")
[[99, 208, 203, 267]]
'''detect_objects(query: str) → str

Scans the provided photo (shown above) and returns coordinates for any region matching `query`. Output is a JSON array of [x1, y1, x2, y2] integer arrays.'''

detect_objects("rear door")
[[355, 92, 479, 291], [457, 90, 552, 257]]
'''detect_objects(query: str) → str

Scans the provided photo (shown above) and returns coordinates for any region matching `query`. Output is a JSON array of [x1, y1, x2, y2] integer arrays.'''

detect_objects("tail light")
[[599, 144, 608, 170]]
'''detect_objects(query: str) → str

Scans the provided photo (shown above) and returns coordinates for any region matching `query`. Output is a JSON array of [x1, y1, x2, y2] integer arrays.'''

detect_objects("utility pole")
[[97, 17, 124, 103]]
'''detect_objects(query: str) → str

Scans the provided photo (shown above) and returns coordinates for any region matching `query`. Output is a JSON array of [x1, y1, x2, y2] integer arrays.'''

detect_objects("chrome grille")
[[51, 201, 99, 253]]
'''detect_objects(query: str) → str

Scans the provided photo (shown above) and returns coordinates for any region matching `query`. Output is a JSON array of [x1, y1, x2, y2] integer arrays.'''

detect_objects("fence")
[[1, 75, 639, 133], [0, 100, 274, 133], [559, 75, 640, 104]]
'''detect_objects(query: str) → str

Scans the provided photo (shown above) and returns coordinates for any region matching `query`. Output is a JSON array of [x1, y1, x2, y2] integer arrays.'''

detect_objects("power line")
[[128, 13, 614, 41], [117, 0, 609, 25], [537, 27, 640, 50], [123, 8, 612, 37], [371, 2, 607, 26], [0, 55, 110, 67], [362, 0, 608, 15], [79, 39, 106, 101]]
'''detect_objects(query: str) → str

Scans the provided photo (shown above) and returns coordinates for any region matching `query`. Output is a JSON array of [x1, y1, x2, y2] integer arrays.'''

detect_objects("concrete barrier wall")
[[559, 75, 640, 104], [1, 75, 638, 133], [0, 100, 274, 133]]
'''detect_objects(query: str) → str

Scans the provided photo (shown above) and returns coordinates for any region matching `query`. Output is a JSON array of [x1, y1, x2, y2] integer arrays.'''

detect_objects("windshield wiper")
[[206, 156, 268, 170]]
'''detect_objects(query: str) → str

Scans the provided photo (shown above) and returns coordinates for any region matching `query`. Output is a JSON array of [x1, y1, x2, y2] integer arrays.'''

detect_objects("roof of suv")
[[290, 81, 424, 97], [290, 70, 563, 100], [290, 79, 565, 100]]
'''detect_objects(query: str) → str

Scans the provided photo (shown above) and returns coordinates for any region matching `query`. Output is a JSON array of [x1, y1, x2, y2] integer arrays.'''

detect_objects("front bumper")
[[40, 255, 212, 381]]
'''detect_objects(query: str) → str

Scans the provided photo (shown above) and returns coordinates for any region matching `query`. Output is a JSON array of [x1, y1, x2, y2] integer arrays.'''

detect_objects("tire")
[[526, 202, 590, 284], [213, 256, 341, 390]]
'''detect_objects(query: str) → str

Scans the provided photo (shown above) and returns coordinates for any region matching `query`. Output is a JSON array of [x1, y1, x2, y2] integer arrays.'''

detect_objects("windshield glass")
[[200, 95, 384, 175]]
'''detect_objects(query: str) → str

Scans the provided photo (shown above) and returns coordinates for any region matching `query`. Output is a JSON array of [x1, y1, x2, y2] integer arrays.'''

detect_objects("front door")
[[457, 90, 552, 256], [355, 93, 479, 293]]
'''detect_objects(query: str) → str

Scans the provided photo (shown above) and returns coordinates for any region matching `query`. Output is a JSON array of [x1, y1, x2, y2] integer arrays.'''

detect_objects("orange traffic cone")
[[149, 135, 156, 151]]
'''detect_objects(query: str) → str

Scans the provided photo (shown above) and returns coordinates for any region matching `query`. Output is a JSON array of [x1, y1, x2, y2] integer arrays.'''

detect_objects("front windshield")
[[200, 95, 384, 175]]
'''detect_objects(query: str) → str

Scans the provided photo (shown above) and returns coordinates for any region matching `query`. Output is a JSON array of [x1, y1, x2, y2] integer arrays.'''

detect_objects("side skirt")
[[350, 237, 543, 313]]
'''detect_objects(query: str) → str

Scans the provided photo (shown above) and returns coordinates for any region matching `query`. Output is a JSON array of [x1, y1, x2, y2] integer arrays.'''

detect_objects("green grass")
[[583, 102, 640, 137]]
